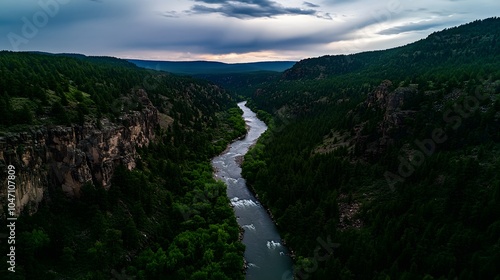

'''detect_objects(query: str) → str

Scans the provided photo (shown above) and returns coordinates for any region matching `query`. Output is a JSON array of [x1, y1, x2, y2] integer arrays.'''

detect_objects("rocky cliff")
[[351, 80, 417, 159], [0, 89, 158, 216]]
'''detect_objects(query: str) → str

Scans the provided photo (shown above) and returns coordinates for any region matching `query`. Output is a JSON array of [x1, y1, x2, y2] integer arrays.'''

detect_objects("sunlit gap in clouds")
[[116, 49, 305, 63]]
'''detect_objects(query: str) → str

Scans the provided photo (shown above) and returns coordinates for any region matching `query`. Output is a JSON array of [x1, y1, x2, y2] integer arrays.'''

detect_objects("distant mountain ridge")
[[283, 17, 499, 80], [23, 52, 296, 75], [128, 59, 296, 75]]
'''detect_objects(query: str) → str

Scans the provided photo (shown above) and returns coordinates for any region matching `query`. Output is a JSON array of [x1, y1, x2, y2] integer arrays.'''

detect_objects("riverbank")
[[243, 172, 297, 261], [211, 101, 293, 279]]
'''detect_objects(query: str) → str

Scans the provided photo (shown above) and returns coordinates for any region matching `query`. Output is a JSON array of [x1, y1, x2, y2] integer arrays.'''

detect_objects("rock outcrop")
[[0, 89, 158, 216], [352, 80, 417, 159]]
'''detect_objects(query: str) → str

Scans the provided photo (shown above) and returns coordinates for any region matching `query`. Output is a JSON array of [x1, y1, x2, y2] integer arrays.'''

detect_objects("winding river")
[[212, 101, 293, 280]]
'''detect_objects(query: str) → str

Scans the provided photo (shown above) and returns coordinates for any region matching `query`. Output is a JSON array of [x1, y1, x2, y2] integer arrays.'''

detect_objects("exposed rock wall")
[[0, 90, 158, 216], [352, 80, 417, 159]]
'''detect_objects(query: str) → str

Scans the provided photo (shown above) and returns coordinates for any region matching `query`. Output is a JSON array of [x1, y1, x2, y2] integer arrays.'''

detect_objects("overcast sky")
[[0, 0, 498, 62]]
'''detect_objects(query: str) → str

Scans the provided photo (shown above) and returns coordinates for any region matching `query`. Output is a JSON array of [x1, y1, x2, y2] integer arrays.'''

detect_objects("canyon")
[[0, 89, 158, 216]]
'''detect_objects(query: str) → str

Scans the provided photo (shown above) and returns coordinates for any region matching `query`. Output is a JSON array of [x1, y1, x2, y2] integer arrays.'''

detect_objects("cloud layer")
[[0, 0, 498, 62], [188, 0, 320, 19]]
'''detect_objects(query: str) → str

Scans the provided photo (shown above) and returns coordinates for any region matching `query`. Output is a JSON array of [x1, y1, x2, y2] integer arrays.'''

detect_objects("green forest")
[[241, 18, 500, 279], [0, 52, 247, 279]]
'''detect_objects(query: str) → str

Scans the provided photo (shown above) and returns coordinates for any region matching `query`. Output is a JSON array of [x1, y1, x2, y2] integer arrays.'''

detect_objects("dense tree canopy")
[[242, 17, 500, 279], [0, 52, 246, 279]]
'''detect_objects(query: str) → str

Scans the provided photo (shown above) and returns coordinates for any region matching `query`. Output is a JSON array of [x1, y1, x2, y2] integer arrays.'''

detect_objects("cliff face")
[[0, 90, 158, 216], [352, 80, 417, 158]]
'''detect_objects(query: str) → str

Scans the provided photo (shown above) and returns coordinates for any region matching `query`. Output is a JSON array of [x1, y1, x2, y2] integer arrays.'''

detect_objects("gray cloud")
[[163, 11, 181, 18], [303, 2, 320, 8], [117, 13, 362, 57], [378, 21, 451, 35], [316, 12, 332, 20], [0, 0, 497, 62], [187, 0, 323, 19], [123, 25, 347, 55]]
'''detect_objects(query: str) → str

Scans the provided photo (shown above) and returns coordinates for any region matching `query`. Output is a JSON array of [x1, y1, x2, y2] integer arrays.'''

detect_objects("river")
[[212, 101, 294, 280]]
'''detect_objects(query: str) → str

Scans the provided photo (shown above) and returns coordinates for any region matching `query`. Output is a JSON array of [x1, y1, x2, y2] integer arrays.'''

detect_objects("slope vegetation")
[[242, 17, 500, 279], [0, 52, 246, 279]]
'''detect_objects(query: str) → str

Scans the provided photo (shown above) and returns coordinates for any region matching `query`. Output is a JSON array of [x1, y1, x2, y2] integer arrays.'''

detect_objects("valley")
[[1, 15, 499, 280]]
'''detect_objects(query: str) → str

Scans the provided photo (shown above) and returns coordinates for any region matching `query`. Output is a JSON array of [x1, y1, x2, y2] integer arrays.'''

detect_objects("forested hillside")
[[0, 52, 246, 279], [242, 17, 500, 279], [195, 71, 283, 100]]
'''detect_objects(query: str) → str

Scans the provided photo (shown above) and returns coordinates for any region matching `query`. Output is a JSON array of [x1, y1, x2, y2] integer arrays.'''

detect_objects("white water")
[[212, 101, 293, 280]]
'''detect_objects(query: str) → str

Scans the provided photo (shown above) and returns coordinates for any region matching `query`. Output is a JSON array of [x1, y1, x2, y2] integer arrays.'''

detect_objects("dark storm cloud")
[[1, 0, 498, 61], [120, 17, 356, 56], [188, 0, 322, 19], [125, 32, 317, 54]]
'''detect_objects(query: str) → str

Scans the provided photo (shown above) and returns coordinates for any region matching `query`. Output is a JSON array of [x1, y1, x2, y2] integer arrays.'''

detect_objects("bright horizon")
[[1, 0, 498, 63]]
